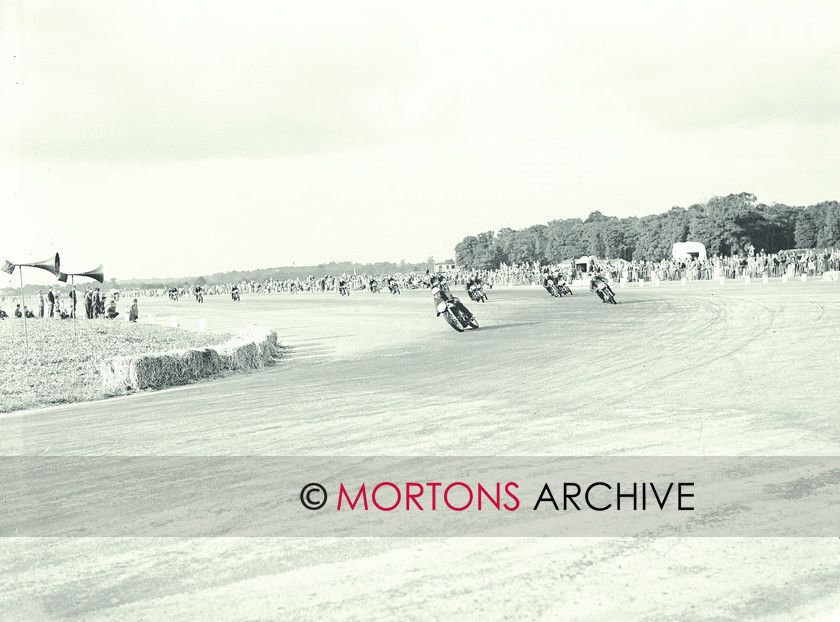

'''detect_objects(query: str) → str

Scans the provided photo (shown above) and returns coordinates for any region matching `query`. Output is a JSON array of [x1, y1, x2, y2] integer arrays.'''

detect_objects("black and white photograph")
[[2, 1, 840, 619]]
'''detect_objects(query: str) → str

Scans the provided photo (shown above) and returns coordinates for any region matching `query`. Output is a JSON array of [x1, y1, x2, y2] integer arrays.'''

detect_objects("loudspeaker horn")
[[1, 253, 61, 277], [60, 265, 105, 284]]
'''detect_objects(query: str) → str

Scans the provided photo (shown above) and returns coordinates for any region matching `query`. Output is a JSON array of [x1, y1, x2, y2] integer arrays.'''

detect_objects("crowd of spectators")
[[85, 247, 840, 306], [445, 248, 840, 286], [0, 286, 138, 321]]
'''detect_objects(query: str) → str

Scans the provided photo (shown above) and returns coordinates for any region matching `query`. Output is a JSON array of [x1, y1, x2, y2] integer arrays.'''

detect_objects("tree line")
[[454, 193, 840, 270]]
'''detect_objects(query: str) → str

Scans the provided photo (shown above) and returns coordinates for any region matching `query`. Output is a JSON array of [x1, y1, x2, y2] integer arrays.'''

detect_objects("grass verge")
[[0, 318, 233, 413]]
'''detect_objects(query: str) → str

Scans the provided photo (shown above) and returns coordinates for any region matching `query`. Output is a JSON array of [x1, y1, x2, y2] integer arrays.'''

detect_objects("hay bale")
[[100, 326, 281, 394], [101, 356, 133, 395], [129, 351, 188, 389], [212, 327, 280, 370], [190, 346, 223, 375]]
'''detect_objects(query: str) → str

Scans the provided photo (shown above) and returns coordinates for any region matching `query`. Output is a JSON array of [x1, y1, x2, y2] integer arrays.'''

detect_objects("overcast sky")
[[2, 0, 840, 283]]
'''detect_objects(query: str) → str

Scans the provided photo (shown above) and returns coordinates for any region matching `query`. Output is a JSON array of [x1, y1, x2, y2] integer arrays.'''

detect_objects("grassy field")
[[0, 317, 231, 413]]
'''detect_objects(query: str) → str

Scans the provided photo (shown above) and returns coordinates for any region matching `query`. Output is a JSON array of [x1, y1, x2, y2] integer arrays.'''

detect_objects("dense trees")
[[454, 193, 840, 269]]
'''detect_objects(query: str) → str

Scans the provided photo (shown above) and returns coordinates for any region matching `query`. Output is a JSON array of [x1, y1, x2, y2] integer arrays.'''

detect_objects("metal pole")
[[19, 267, 29, 359], [71, 275, 77, 338]]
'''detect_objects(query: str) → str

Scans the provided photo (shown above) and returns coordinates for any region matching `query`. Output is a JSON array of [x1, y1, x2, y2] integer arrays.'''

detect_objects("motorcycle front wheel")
[[443, 310, 465, 332]]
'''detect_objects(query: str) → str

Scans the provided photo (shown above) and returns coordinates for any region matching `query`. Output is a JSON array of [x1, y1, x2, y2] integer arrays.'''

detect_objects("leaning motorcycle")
[[467, 283, 488, 303], [592, 280, 617, 304], [433, 285, 479, 332]]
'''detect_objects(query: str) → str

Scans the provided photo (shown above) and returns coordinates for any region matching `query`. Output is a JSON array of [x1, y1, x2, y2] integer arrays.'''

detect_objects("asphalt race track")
[[2, 281, 839, 620]]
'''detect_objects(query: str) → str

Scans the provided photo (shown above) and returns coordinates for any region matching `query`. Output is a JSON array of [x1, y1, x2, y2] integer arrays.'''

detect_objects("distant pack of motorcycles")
[[164, 273, 617, 334]]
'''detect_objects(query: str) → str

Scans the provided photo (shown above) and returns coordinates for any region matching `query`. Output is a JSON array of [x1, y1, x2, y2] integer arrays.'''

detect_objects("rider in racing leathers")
[[543, 272, 558, 296], [431, 275, 471, 318], [589, 273, 614, 302]]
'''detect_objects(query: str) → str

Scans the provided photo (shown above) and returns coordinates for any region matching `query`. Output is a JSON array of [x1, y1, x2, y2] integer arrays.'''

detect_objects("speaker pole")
[[71, 274, 77, 338]]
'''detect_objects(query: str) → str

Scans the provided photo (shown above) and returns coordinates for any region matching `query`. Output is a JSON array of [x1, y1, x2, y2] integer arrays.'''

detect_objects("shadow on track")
[[470, 322, 538, 332]]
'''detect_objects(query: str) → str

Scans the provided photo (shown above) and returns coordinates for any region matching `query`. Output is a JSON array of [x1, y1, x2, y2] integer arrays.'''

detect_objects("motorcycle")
[[467, 283, 488, 303], [231, 290, 241, 302], [370, 281, 380, 293], [432, 283, 479, 332], [591, 278, 617, 304], [558, 282, 573, 296], [545, 281, 561, 297], [168, 289, 179, 302], [194, 289, 204, 303], [388, 282, 401, 295]]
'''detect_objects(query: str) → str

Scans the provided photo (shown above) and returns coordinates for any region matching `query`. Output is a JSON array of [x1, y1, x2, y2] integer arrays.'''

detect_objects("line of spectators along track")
[[73, 247, 840, 304]]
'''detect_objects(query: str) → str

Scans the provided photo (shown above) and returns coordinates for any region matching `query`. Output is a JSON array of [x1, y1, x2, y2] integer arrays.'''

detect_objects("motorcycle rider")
[[463, 274, 480, 299], [555, 271, 572, 295], [431, 274, 471, 319], [542, 271, 559, 296], [465, 274, 476, 298], [589, 272, 615, 302]]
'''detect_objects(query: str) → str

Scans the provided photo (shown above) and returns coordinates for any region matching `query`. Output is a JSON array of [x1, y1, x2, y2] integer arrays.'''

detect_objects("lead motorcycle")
[[432, 278, 479, 332]]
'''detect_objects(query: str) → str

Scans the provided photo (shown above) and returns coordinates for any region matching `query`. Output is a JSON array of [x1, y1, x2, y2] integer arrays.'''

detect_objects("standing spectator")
[[69, 289, 78, 318], [128, 298, 139, 322], [46, 288, 56, 318], [95, 289, 105, 318], [84, 288, 94, 319], [37, 291, 45, 318], [93, 288, 103, 318]]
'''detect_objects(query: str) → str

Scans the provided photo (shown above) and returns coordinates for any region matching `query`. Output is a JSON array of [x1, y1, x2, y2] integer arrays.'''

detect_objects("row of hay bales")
[[101, 326, 281, 395]]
